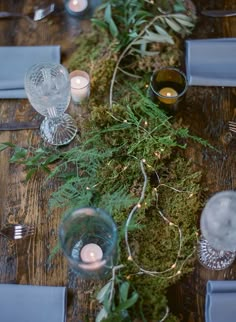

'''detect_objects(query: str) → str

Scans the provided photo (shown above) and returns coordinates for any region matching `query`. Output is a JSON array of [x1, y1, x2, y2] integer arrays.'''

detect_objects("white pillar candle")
[[68, 0, 88, 13], [80, 243, 103, 263], [70, 70, 90, 104]]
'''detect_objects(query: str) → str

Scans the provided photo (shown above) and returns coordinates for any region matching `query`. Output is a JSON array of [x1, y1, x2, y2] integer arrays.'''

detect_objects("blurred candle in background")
[[64, 0, 88, 16]]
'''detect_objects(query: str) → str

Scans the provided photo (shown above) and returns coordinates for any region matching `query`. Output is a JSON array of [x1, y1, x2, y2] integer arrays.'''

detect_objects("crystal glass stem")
[[40, 114, 77, 146]]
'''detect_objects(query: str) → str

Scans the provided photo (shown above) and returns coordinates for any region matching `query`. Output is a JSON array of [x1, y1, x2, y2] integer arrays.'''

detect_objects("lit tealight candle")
[[80, 243, 103, 263], [70, 70, 90, 104], [67, 0, 88, 13], [158, 87, 178, 104]]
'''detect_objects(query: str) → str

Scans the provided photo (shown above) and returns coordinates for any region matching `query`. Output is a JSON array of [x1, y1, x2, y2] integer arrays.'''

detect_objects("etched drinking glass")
[[59, 207, 118, 279], [24, 63, 77, 146], [198, 190, 236, 270]]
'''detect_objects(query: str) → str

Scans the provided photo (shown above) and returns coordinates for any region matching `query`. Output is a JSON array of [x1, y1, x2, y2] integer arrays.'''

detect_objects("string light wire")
[[124, 159, 196, 279]]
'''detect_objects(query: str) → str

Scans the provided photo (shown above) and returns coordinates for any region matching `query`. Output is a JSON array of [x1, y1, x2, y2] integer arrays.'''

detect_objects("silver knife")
[[0, 122, 39, 131], [201, 10, 236, 17]]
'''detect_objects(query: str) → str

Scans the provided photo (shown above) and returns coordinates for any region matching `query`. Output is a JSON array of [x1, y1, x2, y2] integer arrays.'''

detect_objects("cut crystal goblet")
[[24, 63, 77, 146]]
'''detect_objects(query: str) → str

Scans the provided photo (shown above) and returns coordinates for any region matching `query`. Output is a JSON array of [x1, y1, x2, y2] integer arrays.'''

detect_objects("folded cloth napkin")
[[205, 280, 236, 322], [0, 45, 60, 98], [185, 38, 236, 86], [0, 284, 67, 322]]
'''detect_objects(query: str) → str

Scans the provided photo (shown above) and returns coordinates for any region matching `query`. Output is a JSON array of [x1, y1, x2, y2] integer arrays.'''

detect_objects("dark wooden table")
[[0, 0, 235, 321]]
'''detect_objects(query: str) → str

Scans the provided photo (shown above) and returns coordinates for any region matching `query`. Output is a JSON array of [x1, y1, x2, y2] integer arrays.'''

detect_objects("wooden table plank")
[[169, 0, 236, 321], [0, 1, 89, 321]]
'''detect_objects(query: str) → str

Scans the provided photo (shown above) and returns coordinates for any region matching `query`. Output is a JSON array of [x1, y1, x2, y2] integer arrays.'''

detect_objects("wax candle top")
[[70, 75, 89, 89], [68, 0, 88, 13], [80, 243, 103, 263], [159, 87, 178, 97]]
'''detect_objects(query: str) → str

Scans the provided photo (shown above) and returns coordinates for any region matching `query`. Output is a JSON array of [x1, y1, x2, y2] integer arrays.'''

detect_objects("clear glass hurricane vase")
[[24, 63, 77, 146], [59, 207, 118, 279], [198, 190, 236, 270]]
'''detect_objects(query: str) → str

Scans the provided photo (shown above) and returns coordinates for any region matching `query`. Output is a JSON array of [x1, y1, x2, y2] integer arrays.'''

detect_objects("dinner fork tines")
[[229, 121, 236, 133], [0, 224, 35, 240], [0, 4, 55, 22]]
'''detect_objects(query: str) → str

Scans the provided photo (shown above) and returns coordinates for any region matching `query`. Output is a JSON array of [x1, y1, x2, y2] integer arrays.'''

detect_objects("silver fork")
[[0, 4, 55, 22], [229, 121, 236, 133], [0, 224, 35, 240]]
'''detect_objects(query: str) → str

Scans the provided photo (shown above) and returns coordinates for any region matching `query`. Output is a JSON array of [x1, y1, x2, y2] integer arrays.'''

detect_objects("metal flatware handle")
[[201, 10, 236, 17], [0, 11, 25, 18], [0, 122, 39, 131]]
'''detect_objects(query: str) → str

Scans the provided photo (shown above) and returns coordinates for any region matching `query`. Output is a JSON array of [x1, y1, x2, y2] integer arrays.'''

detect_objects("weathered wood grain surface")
[[0, 0, 235, 321], [168, 0, 236, 321]]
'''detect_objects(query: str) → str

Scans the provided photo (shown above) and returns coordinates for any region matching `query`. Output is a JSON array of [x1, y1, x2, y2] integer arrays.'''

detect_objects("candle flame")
[[166, 92, 172, 97], [76, 78, 81, 85], [73, 0, 79, 5]]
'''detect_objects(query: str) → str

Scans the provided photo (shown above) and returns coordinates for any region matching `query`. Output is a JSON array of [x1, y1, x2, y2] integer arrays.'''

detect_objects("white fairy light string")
[[124, 159, 197, 279], [159, 306, 170, 322], [82, 112, 197, 320]]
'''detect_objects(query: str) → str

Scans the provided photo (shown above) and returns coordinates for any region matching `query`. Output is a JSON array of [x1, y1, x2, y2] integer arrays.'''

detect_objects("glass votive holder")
[[59, 207, 118, 279], [64, 0, 89, 17], [69, 70, 90, 105], [149, 67, 188, 106]]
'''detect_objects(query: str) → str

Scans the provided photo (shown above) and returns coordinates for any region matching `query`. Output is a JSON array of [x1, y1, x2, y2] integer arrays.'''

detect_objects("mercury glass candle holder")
[[59, 207, 117, 279], [149, 67, 188, 106]]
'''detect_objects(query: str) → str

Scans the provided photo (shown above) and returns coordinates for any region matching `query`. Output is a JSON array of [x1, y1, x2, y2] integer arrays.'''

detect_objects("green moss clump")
[[69, 30, 118, 106], [116, 157, 200, 321]]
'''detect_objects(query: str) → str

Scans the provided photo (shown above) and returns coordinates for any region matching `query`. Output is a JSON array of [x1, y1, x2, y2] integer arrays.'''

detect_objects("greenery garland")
[[0, 0, 209, 321]]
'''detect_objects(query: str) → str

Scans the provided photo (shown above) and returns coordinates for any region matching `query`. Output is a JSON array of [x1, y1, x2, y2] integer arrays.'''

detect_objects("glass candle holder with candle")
[[59, 207, 117, 279], [69, 70, 90, 105], [64, 0, 89, 17], [198, 190, 236, 270], [149, 67, 188, 106]]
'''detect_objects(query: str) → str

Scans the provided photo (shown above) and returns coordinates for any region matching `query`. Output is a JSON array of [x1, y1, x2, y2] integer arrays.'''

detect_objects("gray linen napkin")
[[205, 280, 236, 322], [0, 284, 67, 322], [0, 46, 60, 98], [185, 38, 236, 86]]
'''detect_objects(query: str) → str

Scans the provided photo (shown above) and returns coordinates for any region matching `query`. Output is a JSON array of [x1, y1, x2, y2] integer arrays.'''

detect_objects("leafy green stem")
[[109, 264, 125, 304], [109, 13, 174, 108]]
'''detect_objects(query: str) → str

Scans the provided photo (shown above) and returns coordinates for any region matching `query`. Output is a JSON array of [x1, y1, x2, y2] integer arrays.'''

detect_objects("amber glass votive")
[[150, 67, 188, 105]]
